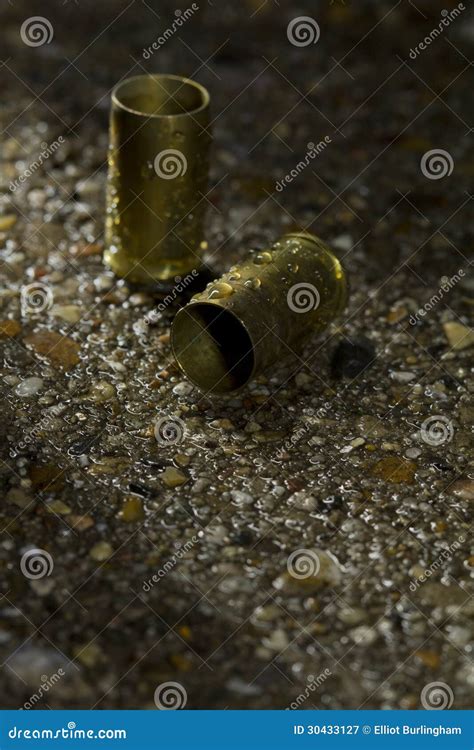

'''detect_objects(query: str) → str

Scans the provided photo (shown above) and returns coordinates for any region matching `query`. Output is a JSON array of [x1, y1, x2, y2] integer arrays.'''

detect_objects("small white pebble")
[[15, 377, 44, 397]]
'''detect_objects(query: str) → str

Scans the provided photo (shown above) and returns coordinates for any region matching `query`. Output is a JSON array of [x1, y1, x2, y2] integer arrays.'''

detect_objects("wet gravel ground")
[[0, 0, 473, 710]]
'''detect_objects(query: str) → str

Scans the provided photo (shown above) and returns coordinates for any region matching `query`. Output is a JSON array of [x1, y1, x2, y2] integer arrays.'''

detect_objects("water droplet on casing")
[[208, 282, 234, 299], [288, 263, 299, 273], [254, 251, 272, 265], [245, 278, 261, 290], [228, 272, 241, 281]]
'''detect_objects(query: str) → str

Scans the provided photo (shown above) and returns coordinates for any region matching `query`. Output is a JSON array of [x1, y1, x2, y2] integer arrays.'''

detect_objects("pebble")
[[209, 419, 234, 430], [230, 490, 254, 505], [93, 274, 114, 292], [262, 628, 289, 651], [89, 541, 113, 561], [350, 625, 378, 645], [340, 437, 365, 453], [371, 457, 416, 484], [46, 500, 72, 515], [50, 305, 82, 324], [160, 467, 187, 487], [172, 382, 193, 397], [288, 490, 317, 511], [24, 331, 81, 370], [443, 321, 474, 350], [85, 380, 116, 403], [390, 371, 416, 383], [450, 479, 474, 502], [331, 338, 375, 379], [30, 578, 55, 596], [15, 377, 44, 397], [0, 214, 17, 231], [331, 233, 353, 252], [405, 447, 421, 459], [119, 497, 145, 522], [0, 319, 21, 338]]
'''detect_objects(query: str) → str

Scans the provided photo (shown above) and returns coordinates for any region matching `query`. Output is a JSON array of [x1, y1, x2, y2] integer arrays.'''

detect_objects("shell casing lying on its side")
[[104, 74, 211, 284], [171, 232, 348, 394]]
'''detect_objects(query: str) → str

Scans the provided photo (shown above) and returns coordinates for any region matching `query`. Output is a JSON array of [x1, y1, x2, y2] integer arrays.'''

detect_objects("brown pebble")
[[24, 330, 81, 370], [450, 479, 474, 501], [371, 456, 416, 484], [0, 319, 21, 338]]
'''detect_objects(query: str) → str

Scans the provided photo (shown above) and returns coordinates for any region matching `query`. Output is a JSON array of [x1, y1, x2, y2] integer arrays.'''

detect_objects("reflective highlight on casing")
[[104, 74, 211, 283], [171, 232, 348, 394]]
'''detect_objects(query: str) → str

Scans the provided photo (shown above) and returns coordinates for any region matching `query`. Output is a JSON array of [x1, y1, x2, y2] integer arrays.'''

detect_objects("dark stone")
[[330, 338, 376, 379]]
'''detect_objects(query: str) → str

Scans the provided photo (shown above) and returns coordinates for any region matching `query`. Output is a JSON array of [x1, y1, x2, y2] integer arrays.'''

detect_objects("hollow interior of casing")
[[172, 303, 255, 394]]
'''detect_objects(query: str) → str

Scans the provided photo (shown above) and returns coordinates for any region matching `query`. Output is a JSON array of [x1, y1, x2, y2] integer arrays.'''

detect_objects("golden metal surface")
[[104, 74, 211, 283], [171, 232, 348, 394]]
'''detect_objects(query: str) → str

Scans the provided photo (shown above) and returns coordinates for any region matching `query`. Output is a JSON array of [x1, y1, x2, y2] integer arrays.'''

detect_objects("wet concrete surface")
[[0, 0, 473, 709]]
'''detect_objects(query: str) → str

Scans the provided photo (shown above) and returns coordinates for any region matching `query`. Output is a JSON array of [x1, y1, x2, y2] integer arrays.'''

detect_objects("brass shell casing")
[[104, 74, 211, 283], [171, 232, 348, 394]]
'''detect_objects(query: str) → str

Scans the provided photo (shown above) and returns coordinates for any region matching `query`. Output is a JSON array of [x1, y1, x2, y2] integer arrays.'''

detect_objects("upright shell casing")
[[171, 232, 347, 394], [104, 74, 211, 283]]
